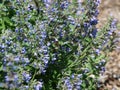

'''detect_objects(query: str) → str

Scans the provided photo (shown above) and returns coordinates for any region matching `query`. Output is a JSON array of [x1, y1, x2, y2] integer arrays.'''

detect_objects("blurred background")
[[98, 0, 120, 27], [98, 0, 120, 90]]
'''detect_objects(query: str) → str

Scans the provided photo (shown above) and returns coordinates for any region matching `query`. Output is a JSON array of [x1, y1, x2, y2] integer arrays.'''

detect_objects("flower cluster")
[[0, 0, 117, 90]]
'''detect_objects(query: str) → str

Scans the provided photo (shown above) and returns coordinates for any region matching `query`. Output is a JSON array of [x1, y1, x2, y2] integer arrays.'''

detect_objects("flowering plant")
[[0, 0, 117, 90]]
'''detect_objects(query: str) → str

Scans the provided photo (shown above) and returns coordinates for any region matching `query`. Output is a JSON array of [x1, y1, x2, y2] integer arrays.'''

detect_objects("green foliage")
[[0, 0, 117, 90]]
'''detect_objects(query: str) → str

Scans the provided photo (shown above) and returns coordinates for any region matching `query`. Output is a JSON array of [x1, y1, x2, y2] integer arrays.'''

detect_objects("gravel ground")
[[97, 0, 120, 90]]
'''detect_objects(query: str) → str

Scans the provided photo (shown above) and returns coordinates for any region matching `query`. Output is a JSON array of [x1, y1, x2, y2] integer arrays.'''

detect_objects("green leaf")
[[84, 37, 92, 43], [0, 64, 3, 71], [69, 24, 76, 31], [0, 19, 5, 30], [3, 17, 13, 26]]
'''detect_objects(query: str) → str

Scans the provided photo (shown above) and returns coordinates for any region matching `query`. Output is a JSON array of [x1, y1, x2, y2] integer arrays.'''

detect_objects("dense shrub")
[[0, 0, 117, 90]]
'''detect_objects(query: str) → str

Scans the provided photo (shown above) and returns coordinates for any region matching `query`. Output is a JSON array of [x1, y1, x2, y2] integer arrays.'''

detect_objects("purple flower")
[[75, 85, 81, 90], [71, 74, 75, 79], [35, 81, 43, 90], [77, 74, 82, 78], [14, 56, 20, 62], [108, 30, 113, 35], [7, 62, 13, 66], [21, 47, 26, 54], [90, 16, 98, 25], [41, 31, 47, 39], [1, 49, 5, 53], [5, 76, 11, 82], [22, 72, 31, 83], [27, 4, 34, 11], [101, 67, 105, 72], [110, 19, 117, 28], [60, 1, 69, 9], [21, 57, 29, 64], [25, 85, 29, 89], [43, 0, 53, 8], [84, 22, 90, 29], [77, 80, 82, 86], [27, 23, 33, 30], [91, 29, 97, 38], [94, 9, 99, 17], [95, 49, 100, 55], [24, 38, 28, 42], [1, 44, 5, 49], [13, 74, 19, 82], [20, 28, 23, 33], [42, 55, 49, 64], [63, 77, 73, 90], [59, 29, 64, 39], [95, 0, 101, 6], [16, 10, 20, 16], [6, 40, 12, 45]]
